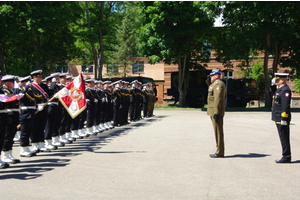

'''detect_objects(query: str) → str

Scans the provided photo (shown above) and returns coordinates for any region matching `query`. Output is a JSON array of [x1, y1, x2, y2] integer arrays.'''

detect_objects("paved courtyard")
[[1, 109, 300, 200]]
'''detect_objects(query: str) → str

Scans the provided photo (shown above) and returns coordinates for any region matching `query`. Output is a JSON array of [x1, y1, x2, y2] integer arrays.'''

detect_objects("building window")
[[132, 61, 144, 73], [55, 64, 68, 73], [202, 42, 211, 58], [82, 64, 93, 73], [224, 70, 233, 79], [107, 64, 119, 73]]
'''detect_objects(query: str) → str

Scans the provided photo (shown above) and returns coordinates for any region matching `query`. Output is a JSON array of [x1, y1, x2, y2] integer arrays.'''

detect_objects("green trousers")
[[211, 116, 224, 156]]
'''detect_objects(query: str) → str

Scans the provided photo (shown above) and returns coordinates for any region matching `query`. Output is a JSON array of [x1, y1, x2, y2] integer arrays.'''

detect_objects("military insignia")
[[60, 88, 67, 96], [285, 93, 289, 97], [216, 87, 220, 91], [70, 88, 82, 102], [70, 103, 78, 112]]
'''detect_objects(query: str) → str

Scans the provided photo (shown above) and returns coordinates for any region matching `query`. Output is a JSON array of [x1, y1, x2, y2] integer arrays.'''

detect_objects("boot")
[[92, 126, 99, 135], [13, 131, 21, 142], [85, 127, 94, 136], [79, 129, 88, 137], [108, 122, 114, 129], [1, 151, 16, 164], [20, 146, 33, 157], [71, 130, 83, 139], [31, 143, 40, 154], [38, 142, 51, 152], [52, 136, 65, 147], [0, 158, 9, 169], [45, 140, 57, 150], [8, 150, 20, 163], [66, 132, 75, 142], [60, 134, 72, 144], [104, 122, 110, 130], [99, 123, 106, 131]]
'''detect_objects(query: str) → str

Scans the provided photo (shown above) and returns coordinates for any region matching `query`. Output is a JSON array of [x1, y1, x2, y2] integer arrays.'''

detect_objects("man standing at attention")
[[271, 73, 292, 163], [206, 69, 226, 158]]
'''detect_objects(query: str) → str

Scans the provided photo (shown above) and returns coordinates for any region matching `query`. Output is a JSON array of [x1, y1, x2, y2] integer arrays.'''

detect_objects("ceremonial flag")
[[56, 72, 87, 119], [0, 93, 24, 103]]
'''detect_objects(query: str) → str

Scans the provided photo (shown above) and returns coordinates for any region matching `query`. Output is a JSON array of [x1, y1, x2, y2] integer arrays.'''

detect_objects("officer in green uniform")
[[206, 69, 226, 158]]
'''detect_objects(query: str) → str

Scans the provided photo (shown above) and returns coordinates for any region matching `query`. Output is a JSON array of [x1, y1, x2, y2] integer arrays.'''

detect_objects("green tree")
[[139, 1, 220, 107], [110, 1, 143, 78], [218, 1, 300, 107]]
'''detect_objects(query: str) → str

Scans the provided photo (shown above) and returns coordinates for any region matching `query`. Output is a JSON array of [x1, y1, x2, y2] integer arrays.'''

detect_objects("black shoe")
[[209, 153, 224, 158], [275, 158, 291, 163], [0, 162, 9, 169]]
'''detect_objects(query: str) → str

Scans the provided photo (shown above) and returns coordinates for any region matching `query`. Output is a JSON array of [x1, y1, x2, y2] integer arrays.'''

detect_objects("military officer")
[[206, 69, 226, 158], [112, 80, 122, 126], [271, 73, 292, 163], [1, 75, 21, 164], [0, 76, 9, 168], [142, 84, 149, 118], [30, 70, 51, 153], [18, 75, 37, 157], [85, 79, 98, 135]]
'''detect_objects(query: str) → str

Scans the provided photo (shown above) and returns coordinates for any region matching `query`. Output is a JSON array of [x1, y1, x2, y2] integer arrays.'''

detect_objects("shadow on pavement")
[[0, 158, 70, 180], [2, 115, 165, 180], [225, 153, 271, 158], [95, 151, 147, 154]]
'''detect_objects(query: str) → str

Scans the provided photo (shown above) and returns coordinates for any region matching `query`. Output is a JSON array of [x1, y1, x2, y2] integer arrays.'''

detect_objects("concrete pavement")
[[1, 109, 300, 199]]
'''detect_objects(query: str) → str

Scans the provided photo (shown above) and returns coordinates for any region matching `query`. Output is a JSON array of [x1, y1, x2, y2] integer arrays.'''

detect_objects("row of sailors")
[[0, 70, 155, 169]]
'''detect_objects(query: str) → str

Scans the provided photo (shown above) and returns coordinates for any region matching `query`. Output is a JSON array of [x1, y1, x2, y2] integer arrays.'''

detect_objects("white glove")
[[105, 98, 108, 102], [102, 98, 105, 102], [271, 78, 277, 86], [94, 99, 98, 103], [26, 81, 31, 86], [14, 81, 18, 89], [52, 77, 56, 83], [281, 120, 287, 126], [53, 93, 58, 99], [86, 99, 90, 103], [37, 104, 44, 111]]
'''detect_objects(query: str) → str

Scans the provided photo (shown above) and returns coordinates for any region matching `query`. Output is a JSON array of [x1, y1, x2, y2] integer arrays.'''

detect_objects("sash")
[[31, 82, 49, 99]]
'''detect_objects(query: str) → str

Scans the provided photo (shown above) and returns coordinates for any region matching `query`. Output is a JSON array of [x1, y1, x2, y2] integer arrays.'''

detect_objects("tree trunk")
[[264, 33, 271, 107], [178, 55, 187, 107], [86, 1, 98, 79], [0, 50, 7, 75], [272, 40, 280, 75], [98, 1, 104, 79]]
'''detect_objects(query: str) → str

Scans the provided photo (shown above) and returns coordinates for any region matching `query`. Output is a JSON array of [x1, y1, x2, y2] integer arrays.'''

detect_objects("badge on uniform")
[[285, 93, 289, 97], [216, 87, 220, 91]]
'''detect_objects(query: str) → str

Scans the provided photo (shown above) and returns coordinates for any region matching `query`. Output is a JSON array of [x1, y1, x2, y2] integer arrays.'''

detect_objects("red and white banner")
[[0, 93, 24, 103], [56, 72, 86, 119]]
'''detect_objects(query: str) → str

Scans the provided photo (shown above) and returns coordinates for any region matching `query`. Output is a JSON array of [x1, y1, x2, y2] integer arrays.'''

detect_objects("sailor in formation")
[[0, 73, 156, 169]]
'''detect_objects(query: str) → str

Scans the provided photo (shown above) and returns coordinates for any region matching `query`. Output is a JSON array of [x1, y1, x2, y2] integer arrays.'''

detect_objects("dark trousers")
[[79, 109, 86, 129], [45, 106, 57, 140], [130, 102, 135, 120], [276, 123, 291, 159], [113, 105, 120, 125], [143, 102, 148, 117], [71, 115, 80, 130], [94, 103, 101, 125], [87, 106, 95, 128], [100, 102, 105, 123], [0, 113, 7, 153], [20, 117, 34, 146], [65, 111, 72, 133], [31, 108, 47, 143], [107, 103, 114, 122], [53, 104, 63, 137], [59, 107, 68, 135]]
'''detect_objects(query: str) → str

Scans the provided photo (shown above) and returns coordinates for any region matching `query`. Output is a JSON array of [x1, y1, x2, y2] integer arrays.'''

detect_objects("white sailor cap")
[[103, 81, 111, 84], [45, 75, 53, 81], [66, 75, 72, 80], [30, 70, 43, 76], [2, 75, 15, 82], [130, 80, 137, 85], [19, 75, 32, 82], [86, 79, 95, 83], [59, 73, 67, 77], [274, 72, 289, 78], [50, 72, 60, 77]]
